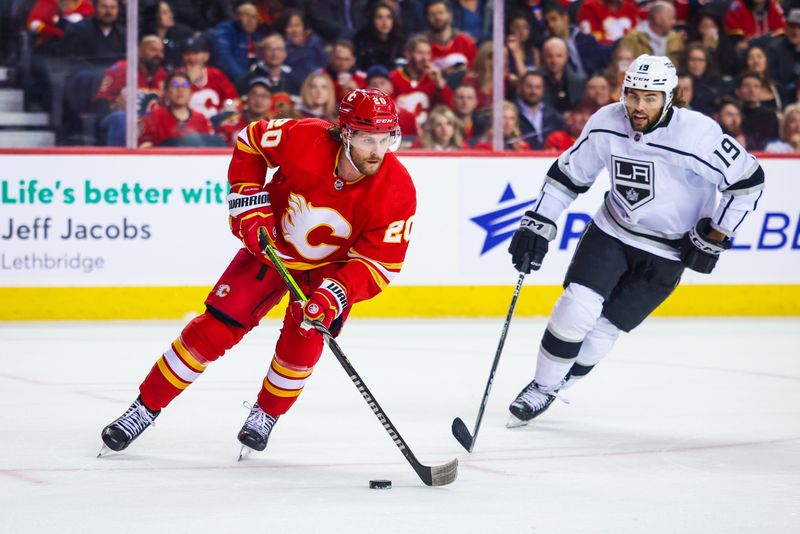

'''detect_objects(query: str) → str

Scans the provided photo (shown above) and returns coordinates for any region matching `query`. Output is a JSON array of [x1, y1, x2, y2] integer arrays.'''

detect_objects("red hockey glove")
[[227, 183, 276, 257], [290, 279, 348, 337]]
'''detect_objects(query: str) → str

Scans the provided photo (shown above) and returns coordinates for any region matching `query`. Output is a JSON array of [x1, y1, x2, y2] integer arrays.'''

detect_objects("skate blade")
[[505, 414, 531, 429], [238, 445, 254, 462], [97, 444, 114, 458]]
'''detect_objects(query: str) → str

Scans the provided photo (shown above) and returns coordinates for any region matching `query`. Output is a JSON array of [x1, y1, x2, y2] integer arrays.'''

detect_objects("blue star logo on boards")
[[470, 183, 536, 255]]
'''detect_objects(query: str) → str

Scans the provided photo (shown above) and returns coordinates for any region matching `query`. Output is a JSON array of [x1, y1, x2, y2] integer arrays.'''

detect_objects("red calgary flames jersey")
[[228, 118, 417, 305]]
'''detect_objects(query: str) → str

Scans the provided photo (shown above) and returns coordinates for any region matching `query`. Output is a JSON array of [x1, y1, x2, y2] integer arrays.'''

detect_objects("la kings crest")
[[611, 155, 655, 210]]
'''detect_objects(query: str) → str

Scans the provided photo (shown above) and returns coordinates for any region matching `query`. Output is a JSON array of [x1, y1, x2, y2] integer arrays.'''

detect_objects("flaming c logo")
[[282, 193, 352, 260]]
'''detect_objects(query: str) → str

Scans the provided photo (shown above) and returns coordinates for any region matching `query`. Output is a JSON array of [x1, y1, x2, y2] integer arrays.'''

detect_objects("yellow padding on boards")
[[0, 285, 798, 320]]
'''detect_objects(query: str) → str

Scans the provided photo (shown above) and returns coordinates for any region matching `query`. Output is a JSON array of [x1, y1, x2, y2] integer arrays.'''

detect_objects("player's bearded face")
[[623, 89, 665, 131], [348, 131, 392, 176]]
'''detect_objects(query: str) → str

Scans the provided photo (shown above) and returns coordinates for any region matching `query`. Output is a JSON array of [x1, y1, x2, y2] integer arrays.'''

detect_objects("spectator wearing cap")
[[217, 78, 273, 146], [27, 0, 94, 55], [93, 35, 167, 145], [139, 71, 215, 147], [390, 35, 453, 134], [724, 0, 787, 47], [280, 8, 328, 84], [765, 7, 800, 105], [306, 0, 369, 41], [210, 1, 265, 82], [365, 64, 417, 138], [543, 3, 608, 78], [736, 71, 780, 150], [178, 35, 240, 119], [425, 0, 477, 78], [60, 0, 125, 66], [240, 33, 301, 96], [141, 1, 193, 71], [619, 1, 683, 68], [515, 70, 565, 150], [354, 1, 405, 71], [577, 0, 639, 47], [322, 40, 367, 102], [297, 71, 337, 122], [541, 37, 587, 114]]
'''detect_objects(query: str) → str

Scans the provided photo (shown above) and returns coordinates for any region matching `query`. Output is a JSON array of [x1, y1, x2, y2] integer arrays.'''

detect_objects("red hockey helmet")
[[338, 88, 399, 133]]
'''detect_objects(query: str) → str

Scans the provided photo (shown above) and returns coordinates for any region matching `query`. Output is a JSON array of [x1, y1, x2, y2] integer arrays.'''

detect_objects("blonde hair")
[[472, 41, 494, 91], [299, 71, 337, 121], [420, 105, 464, 150], [502, 100, 521, 140], [780, 103, 800, 142]]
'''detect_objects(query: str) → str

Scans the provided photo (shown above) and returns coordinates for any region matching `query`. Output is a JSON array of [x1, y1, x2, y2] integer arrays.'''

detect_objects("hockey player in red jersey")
[[99, 88, 416, 457]]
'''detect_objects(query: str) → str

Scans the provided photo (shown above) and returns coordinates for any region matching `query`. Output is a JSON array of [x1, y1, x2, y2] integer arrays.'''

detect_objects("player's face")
[[623, 89, 665, 131], [349, 130, 392, 176]]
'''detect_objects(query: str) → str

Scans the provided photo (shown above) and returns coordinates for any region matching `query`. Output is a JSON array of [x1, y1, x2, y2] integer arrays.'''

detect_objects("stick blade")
[[428, 458, 458, 486], [451, 417, 475, 452]]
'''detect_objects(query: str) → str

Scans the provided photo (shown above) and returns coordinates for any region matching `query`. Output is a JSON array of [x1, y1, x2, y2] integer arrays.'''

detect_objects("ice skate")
[[506, 380, 564, 428], [99, 395, 160, 455], [237, 401, 278, 461]]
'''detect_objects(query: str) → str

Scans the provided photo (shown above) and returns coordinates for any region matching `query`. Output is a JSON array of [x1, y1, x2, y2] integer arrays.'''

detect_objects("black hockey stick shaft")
[[452, 271, 526, 452], [258, 229, 457, 486]]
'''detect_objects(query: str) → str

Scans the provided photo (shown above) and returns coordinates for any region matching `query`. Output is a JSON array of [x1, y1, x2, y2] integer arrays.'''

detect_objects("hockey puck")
[[369, 479, 392, 489]]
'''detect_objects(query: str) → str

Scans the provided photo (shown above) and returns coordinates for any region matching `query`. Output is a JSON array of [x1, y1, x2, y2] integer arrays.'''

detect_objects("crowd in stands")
[[8, 0, 800, 152]]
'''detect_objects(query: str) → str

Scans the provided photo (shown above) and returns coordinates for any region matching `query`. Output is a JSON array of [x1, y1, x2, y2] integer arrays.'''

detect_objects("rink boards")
[[0, 150, 797, 320]]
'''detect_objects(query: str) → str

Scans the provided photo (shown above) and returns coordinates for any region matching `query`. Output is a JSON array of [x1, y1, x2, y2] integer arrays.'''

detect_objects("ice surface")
[[1, 318, 798, 533]]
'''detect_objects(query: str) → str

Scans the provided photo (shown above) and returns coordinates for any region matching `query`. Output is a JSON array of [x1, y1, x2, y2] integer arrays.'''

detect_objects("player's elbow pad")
[[680, 218, 731, 274]]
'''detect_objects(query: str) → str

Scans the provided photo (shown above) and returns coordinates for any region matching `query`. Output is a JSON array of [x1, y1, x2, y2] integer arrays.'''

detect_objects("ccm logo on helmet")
[[375, 118, 394, 123]]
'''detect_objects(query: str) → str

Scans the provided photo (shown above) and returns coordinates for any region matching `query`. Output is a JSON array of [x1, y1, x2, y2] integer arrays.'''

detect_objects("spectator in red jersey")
[[297, 71, 337, 122], [743, 44, 782, 110], [138, 71, 215, 147], [93, 35, 167, 146], [425, 0, 477, 78], [209, 2, 265, 83], [714, 96, 748, 148], [179, 35, 240, 120], [619, 1, 684, 67], [354, 1, 406, 71], [217, 78, 274, 146], [27, 0, 93, 54], [724, 0, 787, 47], [515, 70, 565, 150], [541, 37, 587, 114], [765, 7, 800, 106], [240, 33, 301, 96], [413, 105, 466, 149], [322, 40, 367, 102], [474, 100, 532, 151], [452, 82, 486, 144], [390, 34, 453, 132], [577, 0, 640, 47], [364, 64, 418, 139], [543, 3, 609, 77], [280, 8, 329, 84], [544, 103, 594, 152], [581, 74, 612, 111], [141, 1, 193, 71]]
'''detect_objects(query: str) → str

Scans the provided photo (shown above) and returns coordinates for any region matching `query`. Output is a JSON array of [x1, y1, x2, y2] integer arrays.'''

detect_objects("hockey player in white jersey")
[[506, 54, 765, 426]]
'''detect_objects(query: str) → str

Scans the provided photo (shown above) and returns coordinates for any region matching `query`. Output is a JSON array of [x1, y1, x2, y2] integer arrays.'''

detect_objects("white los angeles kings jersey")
[[532, 103, 765, 261]]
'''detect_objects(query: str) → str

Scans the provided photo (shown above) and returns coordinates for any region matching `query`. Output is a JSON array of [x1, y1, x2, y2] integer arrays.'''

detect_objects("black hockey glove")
[[508, 211, 557, 273], [680, 217, 731, 274]]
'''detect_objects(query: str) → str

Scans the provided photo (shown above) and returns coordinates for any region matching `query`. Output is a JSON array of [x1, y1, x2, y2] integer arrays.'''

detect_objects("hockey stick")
[[258, 229, 458, 487], [451, 269, 526, 452]]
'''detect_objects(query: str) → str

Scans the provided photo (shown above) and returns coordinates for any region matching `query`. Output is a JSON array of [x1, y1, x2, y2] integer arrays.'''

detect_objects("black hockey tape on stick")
[[257, 228, 457, 487], [452, 267, 526, 452]]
